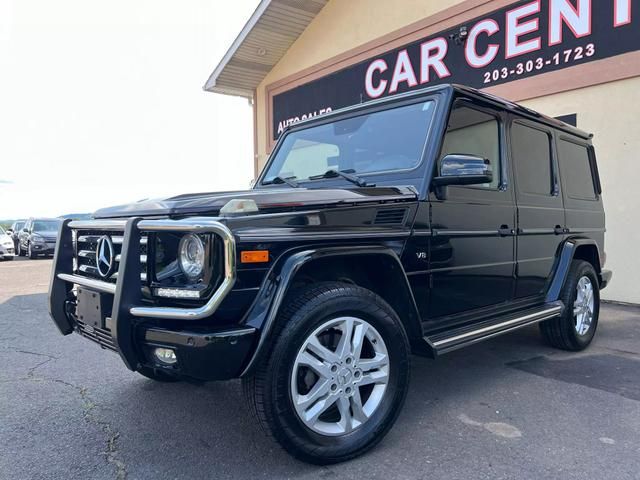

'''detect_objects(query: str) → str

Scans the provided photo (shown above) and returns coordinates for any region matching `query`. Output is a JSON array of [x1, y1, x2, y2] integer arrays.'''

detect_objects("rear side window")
[[558, 139, 597, 200], [511, 122, 554, 196]]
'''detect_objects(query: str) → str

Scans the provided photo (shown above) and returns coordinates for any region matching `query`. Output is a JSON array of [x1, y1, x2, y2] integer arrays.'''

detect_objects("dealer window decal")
[[272, 0, 637, 140]]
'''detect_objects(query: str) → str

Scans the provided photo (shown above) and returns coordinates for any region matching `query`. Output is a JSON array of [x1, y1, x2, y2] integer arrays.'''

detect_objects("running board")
[[425, 301, 565, 356]]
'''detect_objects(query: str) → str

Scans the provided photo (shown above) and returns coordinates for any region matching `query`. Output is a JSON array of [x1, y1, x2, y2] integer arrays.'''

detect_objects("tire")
[[242, 282, 411, 464], [28, 243, 37, 259], [17, 243, 24, 257], [540, 260, 600, 351], [137, 366, 181, 382]]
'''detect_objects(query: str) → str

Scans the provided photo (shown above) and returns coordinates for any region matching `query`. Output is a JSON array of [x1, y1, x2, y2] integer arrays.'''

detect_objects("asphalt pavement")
[[1, 256, 639, 479]]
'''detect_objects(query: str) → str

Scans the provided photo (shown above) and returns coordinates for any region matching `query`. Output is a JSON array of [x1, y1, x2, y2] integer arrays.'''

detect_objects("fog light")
[[153, 347, 177, 365]]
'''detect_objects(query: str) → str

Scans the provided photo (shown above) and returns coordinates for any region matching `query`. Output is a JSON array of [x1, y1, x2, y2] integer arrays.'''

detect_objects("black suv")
[[18, 218, 61, 258], [48, 85, 611, 464]]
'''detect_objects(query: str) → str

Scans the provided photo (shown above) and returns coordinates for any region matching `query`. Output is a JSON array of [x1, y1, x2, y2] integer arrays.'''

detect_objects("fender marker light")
[[241, 250, 269, 264], [220, 199, 259, 216]]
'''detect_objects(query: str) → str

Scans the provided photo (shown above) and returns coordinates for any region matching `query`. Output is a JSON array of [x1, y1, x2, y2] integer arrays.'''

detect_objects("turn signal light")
[[241, 250, 269, 264]]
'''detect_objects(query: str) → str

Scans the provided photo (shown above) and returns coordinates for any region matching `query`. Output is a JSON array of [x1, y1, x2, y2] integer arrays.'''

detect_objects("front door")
[[427, 102, 516, 320]]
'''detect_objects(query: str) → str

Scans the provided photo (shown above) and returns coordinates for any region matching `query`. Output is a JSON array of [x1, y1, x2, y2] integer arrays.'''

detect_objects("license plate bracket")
[[77, 287, 105, 330]]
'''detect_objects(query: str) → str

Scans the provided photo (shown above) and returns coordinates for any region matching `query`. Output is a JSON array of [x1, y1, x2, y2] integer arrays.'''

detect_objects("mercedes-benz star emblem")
[[95, 235, 115, 278]]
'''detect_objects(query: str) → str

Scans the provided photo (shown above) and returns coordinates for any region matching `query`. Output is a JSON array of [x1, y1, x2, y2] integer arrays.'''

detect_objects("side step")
[[425, 301, 565, 356]]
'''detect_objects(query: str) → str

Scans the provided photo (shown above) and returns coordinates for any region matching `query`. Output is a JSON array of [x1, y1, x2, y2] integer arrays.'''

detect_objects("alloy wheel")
[[290, 316, 390, 436], [573, 276, 595, 336]]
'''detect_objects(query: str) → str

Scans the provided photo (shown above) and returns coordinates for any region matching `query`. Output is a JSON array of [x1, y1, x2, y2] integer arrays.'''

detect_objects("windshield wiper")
[[308, 169, 374, 187], [262, 175, 299, 188]]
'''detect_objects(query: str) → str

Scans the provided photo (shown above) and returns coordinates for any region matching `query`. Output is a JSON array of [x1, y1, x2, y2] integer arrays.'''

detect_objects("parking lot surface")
[[1, 257, 639, 479]]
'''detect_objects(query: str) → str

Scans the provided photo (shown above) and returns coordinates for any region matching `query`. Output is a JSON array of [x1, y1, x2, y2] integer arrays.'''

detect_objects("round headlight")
[[178, 234, 205, 280]]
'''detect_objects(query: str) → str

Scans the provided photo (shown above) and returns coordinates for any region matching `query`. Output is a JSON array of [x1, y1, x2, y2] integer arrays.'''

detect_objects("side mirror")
[[22, 227, 29, 232], [433, 154, 493, 187]]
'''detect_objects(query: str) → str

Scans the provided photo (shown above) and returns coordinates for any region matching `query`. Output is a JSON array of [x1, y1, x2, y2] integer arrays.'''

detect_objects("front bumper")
[[139, 325, 255, 380], [48, 217, 253, 381], [30, 242, 56, 255], [0, 245, 15, 258]]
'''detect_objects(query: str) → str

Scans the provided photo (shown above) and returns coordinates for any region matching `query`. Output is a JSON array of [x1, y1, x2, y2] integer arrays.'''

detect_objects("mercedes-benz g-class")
[[48, 84, 611, 464]]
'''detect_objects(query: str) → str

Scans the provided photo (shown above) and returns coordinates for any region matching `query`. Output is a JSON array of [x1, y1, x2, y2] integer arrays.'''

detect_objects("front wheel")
[[243, 282, 411, 464], [540, 260, 600, 351], [28, 243, 37, 259]]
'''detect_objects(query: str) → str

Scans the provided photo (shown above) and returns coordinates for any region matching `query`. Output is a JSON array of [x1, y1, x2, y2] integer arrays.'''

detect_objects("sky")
[[0, 0, 260, 219]]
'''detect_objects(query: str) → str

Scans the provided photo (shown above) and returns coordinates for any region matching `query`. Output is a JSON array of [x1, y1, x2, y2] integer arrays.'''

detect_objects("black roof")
[[450, 84, 590, 139], [285, 83, 591, 140]]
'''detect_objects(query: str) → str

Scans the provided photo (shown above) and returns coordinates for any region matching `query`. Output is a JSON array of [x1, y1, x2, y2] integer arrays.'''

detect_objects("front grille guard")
[[48, 217, 236, 370]]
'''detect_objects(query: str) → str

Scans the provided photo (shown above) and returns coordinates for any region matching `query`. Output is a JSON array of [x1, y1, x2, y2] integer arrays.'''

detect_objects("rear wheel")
[[243, 282, 411, 464], [540, 260, 600, 351]]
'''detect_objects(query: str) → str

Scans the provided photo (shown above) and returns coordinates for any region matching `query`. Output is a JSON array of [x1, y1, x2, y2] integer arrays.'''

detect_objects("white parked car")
[[0, 226, 16, 261]]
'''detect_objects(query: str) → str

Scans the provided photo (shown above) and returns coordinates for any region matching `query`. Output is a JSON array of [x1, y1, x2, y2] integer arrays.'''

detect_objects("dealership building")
[[205, 0, 639, 304]]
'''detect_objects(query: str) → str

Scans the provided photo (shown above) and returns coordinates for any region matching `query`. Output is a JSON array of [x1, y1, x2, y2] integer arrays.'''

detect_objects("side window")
[[558, 139, 597, 200], [511, 122, 554, 196], [439, 105, 501, 189]]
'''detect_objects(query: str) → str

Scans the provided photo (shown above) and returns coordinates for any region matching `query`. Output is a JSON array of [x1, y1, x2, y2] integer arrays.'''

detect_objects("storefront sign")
[[272, 0, 638, 139]]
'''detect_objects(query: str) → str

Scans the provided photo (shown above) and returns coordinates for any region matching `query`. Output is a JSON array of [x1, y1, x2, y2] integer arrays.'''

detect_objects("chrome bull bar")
[[58, 217, 236, 319], [48, 217, 236, 370]]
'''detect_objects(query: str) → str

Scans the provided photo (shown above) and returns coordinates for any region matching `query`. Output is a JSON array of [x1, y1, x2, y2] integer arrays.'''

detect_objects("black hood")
[[93, 187, 418, 219]]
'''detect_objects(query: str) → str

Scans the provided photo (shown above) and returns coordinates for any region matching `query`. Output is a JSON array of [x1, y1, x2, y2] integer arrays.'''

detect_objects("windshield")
[[0, 227, 5, 235], [261, 100, 436, 185], [33, 220, 60, 232]]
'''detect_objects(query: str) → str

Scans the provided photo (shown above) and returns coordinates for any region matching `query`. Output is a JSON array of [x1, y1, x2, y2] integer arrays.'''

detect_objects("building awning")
[[203, 0, 327, 98]]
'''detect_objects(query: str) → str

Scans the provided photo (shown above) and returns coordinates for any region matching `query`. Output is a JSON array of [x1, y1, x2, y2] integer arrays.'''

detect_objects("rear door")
[[510, 119, 565, 299]]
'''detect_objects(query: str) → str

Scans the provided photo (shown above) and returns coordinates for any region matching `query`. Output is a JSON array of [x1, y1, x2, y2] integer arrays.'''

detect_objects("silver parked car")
[[0, 226, 16, 261]]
